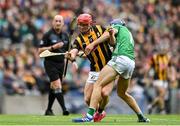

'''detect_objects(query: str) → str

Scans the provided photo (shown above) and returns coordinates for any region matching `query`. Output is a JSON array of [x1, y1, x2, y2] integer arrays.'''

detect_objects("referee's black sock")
[[137, 112, 145, 120], [47, 89, 56, 110], [54, 88, 67, 112]]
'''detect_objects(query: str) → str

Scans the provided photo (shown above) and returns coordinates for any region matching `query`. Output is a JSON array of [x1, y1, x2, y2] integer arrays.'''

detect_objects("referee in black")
[[38, 15, 69, 116]]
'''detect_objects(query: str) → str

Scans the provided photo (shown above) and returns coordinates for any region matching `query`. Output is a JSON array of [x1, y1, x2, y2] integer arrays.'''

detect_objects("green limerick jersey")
[[112, 24, 135, 60]]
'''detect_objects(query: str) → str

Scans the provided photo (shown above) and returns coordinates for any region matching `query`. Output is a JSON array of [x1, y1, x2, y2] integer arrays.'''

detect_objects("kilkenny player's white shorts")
[[86, 71, 100, 84], [153, 80, 168, 88], [108, 56, 135, 79]]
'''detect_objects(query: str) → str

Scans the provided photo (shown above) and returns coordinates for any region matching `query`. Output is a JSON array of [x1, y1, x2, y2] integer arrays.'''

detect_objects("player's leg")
[[89, 65, 117, 115], [117, 76, 141, 116], [148, 81, 166, 114], [100, 81, 114, 110], [84, 72, 114, 122], [117, 77, 142, 113], [84, 72, 96, 106], [94, 81, 114, 122], [72, 65, 117, 122], [84, 71, 101, 109], [116, 77, 149, 122], [90, 65, 117, 109], [84, 83, 93, 105], [84, 71, 113, 122], [149, 85, 166, 114], [113, 55, 149, 122], [98, 85, 111, 114], [158, 86, 166, 113]]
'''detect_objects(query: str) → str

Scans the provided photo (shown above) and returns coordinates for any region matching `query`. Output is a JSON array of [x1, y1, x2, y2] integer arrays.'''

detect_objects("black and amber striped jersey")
[[72, 25, 112, 72], [149, 53, 171, 81]]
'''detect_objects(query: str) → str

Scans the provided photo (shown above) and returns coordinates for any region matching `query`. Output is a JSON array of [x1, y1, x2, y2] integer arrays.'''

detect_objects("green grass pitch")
[[0, 114, 180, 125]]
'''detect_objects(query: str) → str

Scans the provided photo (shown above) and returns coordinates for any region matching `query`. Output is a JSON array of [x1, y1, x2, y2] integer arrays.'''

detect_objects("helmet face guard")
[[77, 14, 92, 25], [110, 19, 126, 26]]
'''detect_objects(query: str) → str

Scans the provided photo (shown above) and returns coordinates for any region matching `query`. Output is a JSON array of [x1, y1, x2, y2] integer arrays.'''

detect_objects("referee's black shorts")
[[44, 60, 64, 82]]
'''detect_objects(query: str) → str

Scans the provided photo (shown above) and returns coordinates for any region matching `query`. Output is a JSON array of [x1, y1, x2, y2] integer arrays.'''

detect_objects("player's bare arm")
[[64, 48, 79, 71], [108, 27, 118, 46], [85, 31, 110, 55], [85, 28, 117, 55], [65, 48, 78, 61]]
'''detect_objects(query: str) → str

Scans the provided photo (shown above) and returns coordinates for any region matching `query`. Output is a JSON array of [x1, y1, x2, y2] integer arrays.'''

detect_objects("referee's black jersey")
[[39, 28, 69, 63], [72, 25, 112, 72]]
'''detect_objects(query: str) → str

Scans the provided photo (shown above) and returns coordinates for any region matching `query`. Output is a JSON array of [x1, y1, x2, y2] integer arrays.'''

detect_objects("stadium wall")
[[1, 89, 180, 114]]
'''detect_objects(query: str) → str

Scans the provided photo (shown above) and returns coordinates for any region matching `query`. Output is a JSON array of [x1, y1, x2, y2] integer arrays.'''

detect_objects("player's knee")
[[117, 91, 126, 99], [101, 89, 109, 98], [84, 97, 90, 106], [93, 83, 101, 89]]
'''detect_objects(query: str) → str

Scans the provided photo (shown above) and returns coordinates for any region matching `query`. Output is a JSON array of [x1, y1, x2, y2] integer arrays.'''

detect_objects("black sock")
[[47, 89, 56, 110], [137, 113, 145, 120], [158, 108, 165, 113], [54, 89, 67, 112], [98, 108, 104, 114]]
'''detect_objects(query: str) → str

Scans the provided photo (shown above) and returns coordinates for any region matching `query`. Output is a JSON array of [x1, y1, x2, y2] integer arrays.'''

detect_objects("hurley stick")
[[63, 17, 77, 77], [39, 50, 66, 58]]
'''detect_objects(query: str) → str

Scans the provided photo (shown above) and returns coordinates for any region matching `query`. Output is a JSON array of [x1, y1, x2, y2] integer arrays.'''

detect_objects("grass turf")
[[0, 114, 180, 125]]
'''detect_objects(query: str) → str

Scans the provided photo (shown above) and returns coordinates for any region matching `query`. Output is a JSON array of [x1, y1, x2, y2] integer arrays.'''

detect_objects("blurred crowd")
[[0, 0, 179, 111]]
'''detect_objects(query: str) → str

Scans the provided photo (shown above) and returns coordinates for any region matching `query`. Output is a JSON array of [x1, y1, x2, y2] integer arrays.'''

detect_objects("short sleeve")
[[39, 33, 48, 48]]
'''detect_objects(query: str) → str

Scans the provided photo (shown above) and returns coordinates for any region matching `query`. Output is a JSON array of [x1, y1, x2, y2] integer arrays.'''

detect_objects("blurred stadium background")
[[0, 0, 179, 115]]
